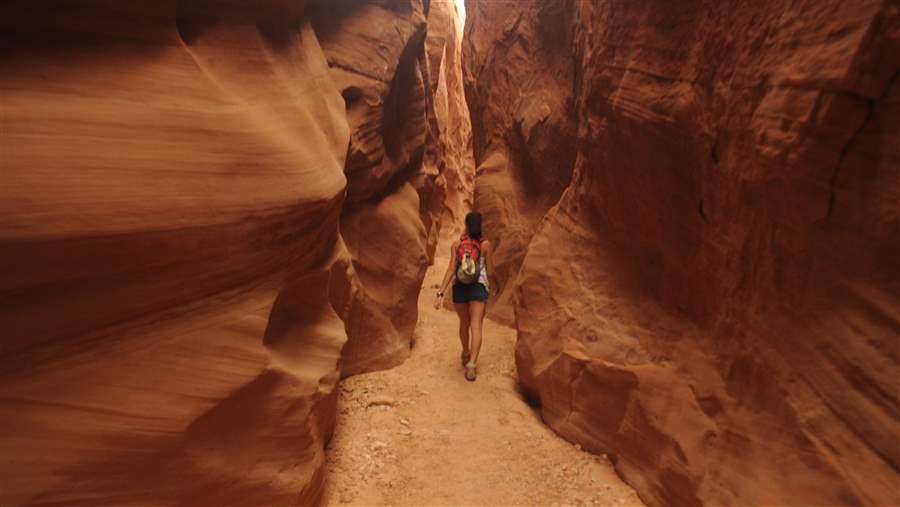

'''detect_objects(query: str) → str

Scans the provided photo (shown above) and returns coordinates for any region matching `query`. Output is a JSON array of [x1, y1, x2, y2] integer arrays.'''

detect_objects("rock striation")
[[426, 0, 477, 228], [310, 0, 473, 377], [464, 1, 900, 506], [462, 0, 577, 323]]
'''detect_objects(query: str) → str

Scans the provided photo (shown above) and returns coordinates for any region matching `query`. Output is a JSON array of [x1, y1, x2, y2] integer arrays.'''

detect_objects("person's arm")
[[484, 240, 497, 293], [434, 242, 458, 309]]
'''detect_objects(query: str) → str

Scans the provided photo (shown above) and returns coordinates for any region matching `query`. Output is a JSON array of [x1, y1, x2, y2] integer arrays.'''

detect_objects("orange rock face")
[[311, 0, 432, 377], [462, 0, 577, 323], [310, 0, 473, 376], [0, 0, 466, 505], [464, 1, 900, 506], [427, 0, 476, 227]]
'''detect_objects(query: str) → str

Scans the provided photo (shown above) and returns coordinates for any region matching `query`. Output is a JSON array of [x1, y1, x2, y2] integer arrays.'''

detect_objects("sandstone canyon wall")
[[426, 0, 477, 228], [464, 1, 899, 506], [462, 0, 578, 324], [0, 1, 468, 505], [311, 0, 434, 377]]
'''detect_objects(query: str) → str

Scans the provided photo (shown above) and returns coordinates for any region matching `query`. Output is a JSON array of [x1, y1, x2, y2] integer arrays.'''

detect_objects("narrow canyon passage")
[[323, 237, 645, 507], [2, 0, 898, 506]]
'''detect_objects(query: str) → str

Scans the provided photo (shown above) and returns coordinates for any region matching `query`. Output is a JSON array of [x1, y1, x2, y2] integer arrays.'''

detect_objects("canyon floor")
[[323, 241, 646, 507]]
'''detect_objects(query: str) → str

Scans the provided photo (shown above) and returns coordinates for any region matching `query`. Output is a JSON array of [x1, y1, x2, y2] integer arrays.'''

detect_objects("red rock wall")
[[464, 1, 900, 506], [0, 0, 467, 504], [309, 0, 473, 376], [462, 0, 578, 323], [427, 0, 476, 228], [310, 0, 432, 377]]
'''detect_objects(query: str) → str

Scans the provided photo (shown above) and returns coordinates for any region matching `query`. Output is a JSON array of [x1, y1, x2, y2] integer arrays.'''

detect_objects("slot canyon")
[[1, 1, 897, 506]]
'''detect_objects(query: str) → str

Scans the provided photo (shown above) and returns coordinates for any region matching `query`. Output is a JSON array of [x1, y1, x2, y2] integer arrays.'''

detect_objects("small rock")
[[371, 441, 387, 450], [339, 490, 355, 503], [399, 428, 412, 436], [574, 443, 582, 451], [399, 418, 410, 426], [368, 395, 396, 408]]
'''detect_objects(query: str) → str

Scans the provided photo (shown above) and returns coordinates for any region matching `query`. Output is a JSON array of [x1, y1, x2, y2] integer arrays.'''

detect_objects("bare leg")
[[454, 303, 470, 357], [468, 300, 486, 365]]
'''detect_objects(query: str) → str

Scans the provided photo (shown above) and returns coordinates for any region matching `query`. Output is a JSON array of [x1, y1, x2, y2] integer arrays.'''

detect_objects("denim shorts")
[[452, 282, 489, 303]]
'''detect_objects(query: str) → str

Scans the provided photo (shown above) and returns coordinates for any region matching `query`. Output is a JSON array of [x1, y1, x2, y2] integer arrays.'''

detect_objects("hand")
[[433, 291, 444, 310]]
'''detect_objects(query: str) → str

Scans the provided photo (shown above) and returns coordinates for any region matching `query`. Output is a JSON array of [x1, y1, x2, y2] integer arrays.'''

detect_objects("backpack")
[[456, 236, 482, 284]]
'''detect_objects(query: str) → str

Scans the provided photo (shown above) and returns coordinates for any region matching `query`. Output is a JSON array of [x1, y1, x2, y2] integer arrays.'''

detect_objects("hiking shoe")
[[465, 362, 477, 382], [461, 351, 470, 368]]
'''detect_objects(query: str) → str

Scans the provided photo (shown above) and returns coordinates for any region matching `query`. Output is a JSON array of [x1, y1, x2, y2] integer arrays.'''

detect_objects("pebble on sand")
[[368, 395, 396, 407]]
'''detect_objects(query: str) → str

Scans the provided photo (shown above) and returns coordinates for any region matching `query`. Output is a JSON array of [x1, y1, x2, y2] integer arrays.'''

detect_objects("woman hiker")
[[434, 212, 495, 381]]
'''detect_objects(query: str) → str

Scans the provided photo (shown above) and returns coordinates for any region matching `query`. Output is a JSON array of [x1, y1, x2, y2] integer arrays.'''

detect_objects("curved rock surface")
[[311, 0, 432, 377], [464, 1, 900, 506], [462, 0, 577, 323], [427, 0, 476, 228], [1, 0, 468, 505], [311, 0, 473, 376]]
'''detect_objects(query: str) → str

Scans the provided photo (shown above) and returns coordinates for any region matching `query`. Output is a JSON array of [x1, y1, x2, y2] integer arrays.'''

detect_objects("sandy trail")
[[323, 242, 646, 507]]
